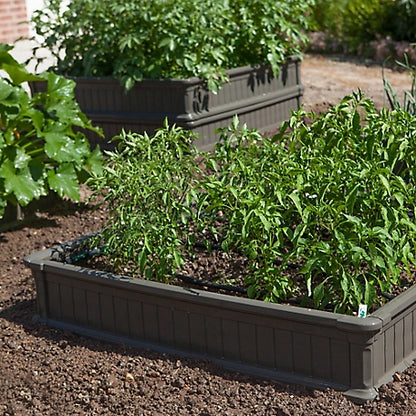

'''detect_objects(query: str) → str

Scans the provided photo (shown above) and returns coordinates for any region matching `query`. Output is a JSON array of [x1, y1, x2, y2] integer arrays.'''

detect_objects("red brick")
[[0, 0, 29, 42]]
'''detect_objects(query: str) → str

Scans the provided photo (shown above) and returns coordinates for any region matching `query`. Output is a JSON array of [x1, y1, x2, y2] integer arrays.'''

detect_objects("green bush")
[[0, 44, 103, 218], [310, 0, 416, 53], [385, 0, 416, 42], [89, 92, 416, 315], [31, 0, 315, 92]]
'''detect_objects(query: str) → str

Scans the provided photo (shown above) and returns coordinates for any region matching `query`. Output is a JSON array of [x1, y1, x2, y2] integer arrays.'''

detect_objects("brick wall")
[[0, 0, 29, 43]]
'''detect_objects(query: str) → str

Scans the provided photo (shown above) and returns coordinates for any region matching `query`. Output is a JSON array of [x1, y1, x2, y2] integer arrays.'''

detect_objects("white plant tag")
[[358, 304, 367, 318]]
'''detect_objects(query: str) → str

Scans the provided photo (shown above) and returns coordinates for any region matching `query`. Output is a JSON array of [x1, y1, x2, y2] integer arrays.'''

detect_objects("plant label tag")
[[358, 304, 367, 318]]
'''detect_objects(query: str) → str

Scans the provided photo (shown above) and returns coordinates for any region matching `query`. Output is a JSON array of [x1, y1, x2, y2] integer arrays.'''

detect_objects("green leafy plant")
[[88, 92, 416, 315], [30, 0, 315, 92], [200, 93, 416, 314], [0, 43, 103, 218], [384, 53, 416, 114], [89, 122, 201, 280]]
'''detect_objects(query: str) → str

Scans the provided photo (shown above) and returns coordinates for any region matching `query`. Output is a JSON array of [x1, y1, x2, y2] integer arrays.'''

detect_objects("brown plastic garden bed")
[[24, 241, 416, 404], [30, 57, 303, 151]]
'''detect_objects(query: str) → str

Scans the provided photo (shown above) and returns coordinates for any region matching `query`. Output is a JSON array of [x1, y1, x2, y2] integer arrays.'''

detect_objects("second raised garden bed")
[[30, 58, 303, 151]]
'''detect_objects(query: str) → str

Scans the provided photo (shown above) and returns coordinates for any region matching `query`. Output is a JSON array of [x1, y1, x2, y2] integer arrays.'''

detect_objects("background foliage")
[[31, 0, 315, 91], [310, 0, 416, 57]]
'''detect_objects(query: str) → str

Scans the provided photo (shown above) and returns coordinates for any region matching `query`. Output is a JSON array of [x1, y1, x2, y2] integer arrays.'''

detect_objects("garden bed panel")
[[29, 58, 303, 151], [24, 242, 416, 403]]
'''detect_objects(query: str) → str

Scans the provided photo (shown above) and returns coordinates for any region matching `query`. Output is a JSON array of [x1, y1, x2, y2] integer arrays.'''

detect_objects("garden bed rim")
[[24, 244, 385, 334], [54, 55, 301, 86]]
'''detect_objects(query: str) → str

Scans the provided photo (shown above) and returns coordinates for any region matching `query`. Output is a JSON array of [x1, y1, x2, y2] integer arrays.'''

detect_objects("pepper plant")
[[200, 92, 416, 313], [89, 122, 201, 280], [383, 53, 416, 115], [0, 43, 103, 218], [89, 91, 416, 315]]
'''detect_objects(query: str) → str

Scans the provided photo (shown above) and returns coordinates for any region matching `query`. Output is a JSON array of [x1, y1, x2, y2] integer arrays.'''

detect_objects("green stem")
[[20, 136, 45, 150]]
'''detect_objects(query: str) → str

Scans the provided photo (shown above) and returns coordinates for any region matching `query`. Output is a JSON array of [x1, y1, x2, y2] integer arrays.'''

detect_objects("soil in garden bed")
[[59, 230, 416, 316], [1, 54, 416, 415]]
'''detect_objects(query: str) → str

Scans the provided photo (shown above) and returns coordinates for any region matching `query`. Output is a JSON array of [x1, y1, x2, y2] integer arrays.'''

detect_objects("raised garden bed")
[[29, 58, 303, 151], [24, 243, 416, 403], [23, 90, 416, 404]]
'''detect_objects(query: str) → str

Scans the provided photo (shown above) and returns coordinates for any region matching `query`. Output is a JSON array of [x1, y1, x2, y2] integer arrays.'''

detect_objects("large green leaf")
[[47, 163, 80, 201], [44, 132, 89, 164], [0, 81, 16, 101], [86, 146, 104, 175], [36, 73, 90, 128], [0, 80, 22, 118], [0, 159, 44, 205], [0, 44, 43, 85], [22, 108, 44, 134], [2, 63, 43, 85], [46, 72, 76, 98], [28, 158, 45, 182], [5, 146, 31, 169]]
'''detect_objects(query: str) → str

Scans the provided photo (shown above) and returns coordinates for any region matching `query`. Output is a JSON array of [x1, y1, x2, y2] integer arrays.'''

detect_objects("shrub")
[[0, 44, 103, 218]]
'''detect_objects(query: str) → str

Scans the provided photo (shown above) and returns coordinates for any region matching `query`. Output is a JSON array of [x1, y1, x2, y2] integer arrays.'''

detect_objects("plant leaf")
[[0, 159, 44, 205], [47, 163, 80, 201]]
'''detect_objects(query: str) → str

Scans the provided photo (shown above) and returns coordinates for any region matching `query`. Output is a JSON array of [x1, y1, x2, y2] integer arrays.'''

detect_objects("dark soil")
[[1, 54, 416, 415]]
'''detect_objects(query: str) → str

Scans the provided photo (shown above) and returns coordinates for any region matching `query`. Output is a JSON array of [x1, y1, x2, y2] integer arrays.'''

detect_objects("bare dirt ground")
[[1, 54, 416, 416], [302, 53, 412, 112]]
